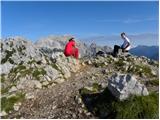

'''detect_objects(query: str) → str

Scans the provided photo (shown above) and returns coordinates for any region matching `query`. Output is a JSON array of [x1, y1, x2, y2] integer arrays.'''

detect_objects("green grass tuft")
[[146, 79, 159, 86], [32, 68, 46, 80], [80, 88, 159, 119], [51, 64, 60, 71], [94, 62, 105, 68], [114, 59, 126, 67], [1, 87, 10, 94], [113, 92, 159, 119], [92, 83, 102, 92], [128, 64, 154, 77], [11, 65, 26, 73], [79, 87, 94, 95], [1, 74, 6, 83], [27, 60, 36, 64], [1, 92, 25, 113]]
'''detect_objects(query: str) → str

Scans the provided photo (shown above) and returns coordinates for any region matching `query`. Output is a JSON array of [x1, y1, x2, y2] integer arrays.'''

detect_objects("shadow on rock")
[[79, 87, 117, 119]]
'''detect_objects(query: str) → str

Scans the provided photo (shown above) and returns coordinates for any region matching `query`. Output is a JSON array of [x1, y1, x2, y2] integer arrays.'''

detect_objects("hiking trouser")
[[113, 45, 129, 57], [73, 48, 79, 59], [113, 45, 121, 56], [64, 48, 79, 59]]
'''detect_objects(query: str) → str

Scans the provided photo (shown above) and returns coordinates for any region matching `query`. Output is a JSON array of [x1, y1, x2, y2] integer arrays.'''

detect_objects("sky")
[[1, 1, 159, 45]]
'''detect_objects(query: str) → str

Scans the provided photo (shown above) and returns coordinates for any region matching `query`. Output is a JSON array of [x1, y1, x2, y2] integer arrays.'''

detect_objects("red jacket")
[[64, 40, 75, 56]]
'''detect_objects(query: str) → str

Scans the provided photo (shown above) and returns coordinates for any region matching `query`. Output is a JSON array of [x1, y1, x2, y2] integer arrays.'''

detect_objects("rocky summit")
[[0, 36, 159, 119]]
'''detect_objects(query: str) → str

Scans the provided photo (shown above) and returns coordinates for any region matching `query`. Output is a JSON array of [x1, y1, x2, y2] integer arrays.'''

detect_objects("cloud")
[[123, 17, 158, 23], [96, 17, 158, 24], [82, 33, 158, 47], [96, 19, 121, 23]]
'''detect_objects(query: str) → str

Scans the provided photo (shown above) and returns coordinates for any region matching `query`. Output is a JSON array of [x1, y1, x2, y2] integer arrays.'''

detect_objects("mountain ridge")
[[0, 36, 159, 118], [130, 45, 159, 60]]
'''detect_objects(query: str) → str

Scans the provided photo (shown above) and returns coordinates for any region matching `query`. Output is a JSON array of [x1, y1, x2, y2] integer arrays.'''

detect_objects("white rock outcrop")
[[108, 73, 149, 101]]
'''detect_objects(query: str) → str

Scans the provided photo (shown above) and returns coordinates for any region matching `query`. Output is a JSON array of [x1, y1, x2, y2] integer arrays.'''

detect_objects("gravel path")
[[8, 65, 109, 119]]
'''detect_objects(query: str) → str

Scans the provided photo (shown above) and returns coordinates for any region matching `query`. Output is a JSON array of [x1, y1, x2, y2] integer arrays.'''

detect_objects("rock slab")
[[108, 73, 149, 101]]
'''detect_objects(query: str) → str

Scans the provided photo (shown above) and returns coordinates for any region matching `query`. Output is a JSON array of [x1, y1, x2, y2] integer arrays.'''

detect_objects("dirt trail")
[[9, 65, 108, 119]]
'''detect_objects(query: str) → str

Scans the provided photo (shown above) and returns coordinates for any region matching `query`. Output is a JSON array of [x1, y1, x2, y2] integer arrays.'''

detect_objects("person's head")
[[69, 37, 75, 42], [121, 32, 126, 38]]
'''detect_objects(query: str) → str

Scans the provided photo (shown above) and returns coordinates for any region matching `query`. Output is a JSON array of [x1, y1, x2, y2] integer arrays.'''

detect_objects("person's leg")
[[122, 48, 125, 52], [74, 48, 79, 59], [122, 48, 129, 53], [64, 52, 69, 57], [113, 45, 120, 56], [72, 48, 79, 59]]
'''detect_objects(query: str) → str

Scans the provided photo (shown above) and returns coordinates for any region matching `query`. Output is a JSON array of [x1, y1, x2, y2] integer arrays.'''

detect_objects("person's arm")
[[124, 42, 130, 49], [123, 35, 130, 43], [72, 41, 76, 47], [123, 35, 131, 49]]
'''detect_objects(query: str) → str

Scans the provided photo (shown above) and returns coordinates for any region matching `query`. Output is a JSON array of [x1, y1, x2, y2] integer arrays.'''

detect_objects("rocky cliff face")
[[1, 37, 45, 74], [0, 36, 159, 119], [34, 35, 113, 58], [35, 35, 89, 58]]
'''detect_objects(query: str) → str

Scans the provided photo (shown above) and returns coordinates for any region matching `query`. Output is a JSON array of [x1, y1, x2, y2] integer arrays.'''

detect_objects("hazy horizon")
[[1, 33, 159, 48]]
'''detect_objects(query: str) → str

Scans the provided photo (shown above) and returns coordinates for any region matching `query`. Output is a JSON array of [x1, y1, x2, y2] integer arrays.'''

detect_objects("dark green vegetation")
[[93, 62, 106, 68], [11, 65, 46, 79], [1, 92, 25, 113], [92, 83, 102, 92], [1, 61, 48, 101], [1, 86, 10, 94], [146, 79, 159, 86], [32, 68, 46, 80], [11, 65, 26, 73], [1, 74, 6, 83], [127, 64, 154, 77], [1, 49, 16, 64], [80, 86, 159, 119], [27, 60, 36, 64], [8, 58, 15, 64], [17, 45, 26, 53], [114, 58, 126, 67], [113, 57, 156, 77], [51, 63, 60, 71], [8, 65, 31, 82]]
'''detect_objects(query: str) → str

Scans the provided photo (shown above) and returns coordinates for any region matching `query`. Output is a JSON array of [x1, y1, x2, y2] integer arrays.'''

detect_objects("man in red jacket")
[[64, 38, 79, 59]]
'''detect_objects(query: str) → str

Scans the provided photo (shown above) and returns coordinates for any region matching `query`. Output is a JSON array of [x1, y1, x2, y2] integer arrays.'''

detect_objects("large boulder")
[[55, 54, 81, 79], [44, 65, 61, 80], [108, 73, 149, 101]]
